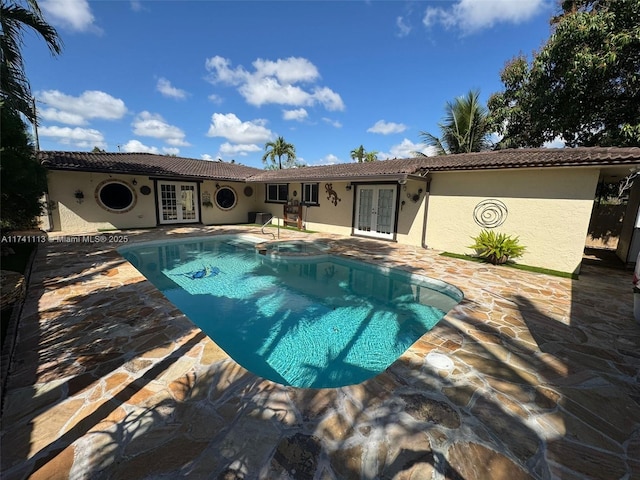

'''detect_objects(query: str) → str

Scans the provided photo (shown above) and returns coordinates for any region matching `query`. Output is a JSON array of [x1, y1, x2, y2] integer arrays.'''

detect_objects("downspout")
[[421, 174, 432, 249]]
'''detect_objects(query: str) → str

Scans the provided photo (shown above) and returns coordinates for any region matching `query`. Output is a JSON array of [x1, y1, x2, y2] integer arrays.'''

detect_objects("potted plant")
[[468, 229, 526, 265]]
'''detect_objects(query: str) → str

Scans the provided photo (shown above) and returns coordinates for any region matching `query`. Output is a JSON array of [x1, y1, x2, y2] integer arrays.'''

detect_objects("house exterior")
[[38, 147, 640, 274]]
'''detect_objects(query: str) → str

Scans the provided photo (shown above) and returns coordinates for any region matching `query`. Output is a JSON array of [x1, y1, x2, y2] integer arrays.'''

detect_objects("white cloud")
[[208, 94, 223, 104], [283, 108, 308, 122], [313, 154, 342, 166], [379, 138, 436, 159], [39, 125, 105, 149], [120, 140, 160, 154], [206, 113, 273, 144], [37, 90, 127, 125], [156, 78, 188, 100], [205, 55, 344, 111], [217, 142, 261, 157], [41, 0, 100, 33], [132, 111, 189, 147], [130, 1, 143, 12], [396, 16, 412, 37], [322, 117, 343, 128], [252, 57, 319, 84], [423, 0, 546, 34], [39, 108, 86, 126], [201, 154, 215, 161], [163, 147, 180, 155], [367, 120, 407, 135]]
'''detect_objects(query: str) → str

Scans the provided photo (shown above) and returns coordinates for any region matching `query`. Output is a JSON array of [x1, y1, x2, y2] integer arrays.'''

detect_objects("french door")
[[157, 181, 199, 224], [354, 185, 397, 240]]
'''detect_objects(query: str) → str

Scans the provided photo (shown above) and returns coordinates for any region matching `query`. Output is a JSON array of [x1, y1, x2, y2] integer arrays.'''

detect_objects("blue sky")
[[23, 0, 557, 169]]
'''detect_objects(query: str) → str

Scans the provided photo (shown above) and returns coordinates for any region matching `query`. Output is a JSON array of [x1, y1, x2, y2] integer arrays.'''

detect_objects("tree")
[[350, 145, 365, 162], [262, 136, 296, 170], [364, 151, 378, 162], [350, 145, 378, 162], [0, 105, 47, 230], [489, 0, 640, 148], [1, 0, 63, 123], [418, 89, 493, 155]]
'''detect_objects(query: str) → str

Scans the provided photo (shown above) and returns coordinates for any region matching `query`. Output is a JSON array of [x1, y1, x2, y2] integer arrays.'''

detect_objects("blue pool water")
[[119, 235, 462, 388]]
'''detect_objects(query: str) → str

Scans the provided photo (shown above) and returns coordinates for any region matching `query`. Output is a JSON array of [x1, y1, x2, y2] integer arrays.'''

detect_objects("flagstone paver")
[[1, 225, 639, 479]]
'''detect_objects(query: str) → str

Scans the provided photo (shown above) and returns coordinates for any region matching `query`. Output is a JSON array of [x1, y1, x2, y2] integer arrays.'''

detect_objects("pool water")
[[119, 235, 462, 388]]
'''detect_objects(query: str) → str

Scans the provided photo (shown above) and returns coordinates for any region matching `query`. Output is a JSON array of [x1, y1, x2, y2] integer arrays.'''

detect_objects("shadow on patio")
[[1, 227, 639, 479]]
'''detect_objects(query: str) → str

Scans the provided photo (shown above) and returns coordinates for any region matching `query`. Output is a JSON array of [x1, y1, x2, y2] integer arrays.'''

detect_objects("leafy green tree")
[[418, 90, 493, 155], [489, 0, 640, 147], [1, 0, 63, 123], [350, 145, 365, 162], [364, 151, 378, 162], [0, 105, 47, 230], [350, 145, 378, 162], [262, 136, 296, 170]]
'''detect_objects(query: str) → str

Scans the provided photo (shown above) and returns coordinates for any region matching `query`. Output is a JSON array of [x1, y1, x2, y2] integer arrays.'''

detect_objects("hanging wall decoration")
[[325, 183, 341, 206], [473, 199, 508, 228]]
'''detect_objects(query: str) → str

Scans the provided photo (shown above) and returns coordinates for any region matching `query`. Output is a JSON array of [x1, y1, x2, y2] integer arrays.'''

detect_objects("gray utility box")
[[249, 212, 273, 225]]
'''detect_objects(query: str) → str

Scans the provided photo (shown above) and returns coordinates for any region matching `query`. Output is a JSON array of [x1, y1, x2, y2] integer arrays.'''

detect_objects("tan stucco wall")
[[47, 170, 157, 232], [200, 180, 260, 225], [426, 168, 600, 274], [47, 167, 601, 273]]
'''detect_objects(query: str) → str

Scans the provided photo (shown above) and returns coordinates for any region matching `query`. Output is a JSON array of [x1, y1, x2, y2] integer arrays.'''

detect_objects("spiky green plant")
[[468, 230, 526, 265]]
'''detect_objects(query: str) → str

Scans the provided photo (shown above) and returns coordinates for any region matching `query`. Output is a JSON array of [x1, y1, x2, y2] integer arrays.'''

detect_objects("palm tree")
[[364, 151, 378, 162], [262, 136, 296, 169], [1, 0, 63, 123], [350, 145, 365, 163], [417, 90, 493, 156]]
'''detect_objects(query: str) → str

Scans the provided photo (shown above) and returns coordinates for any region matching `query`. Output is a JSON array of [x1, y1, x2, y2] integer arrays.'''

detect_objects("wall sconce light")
[[407, 188, 424, 203], [345, 183, 352, 191], [74, 189, 84, 204], [132, 179, 138, 186], [215, 183, 220, 190]]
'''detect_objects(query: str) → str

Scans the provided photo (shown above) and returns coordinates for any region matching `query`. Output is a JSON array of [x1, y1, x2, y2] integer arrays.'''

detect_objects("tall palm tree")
[[1, 0, 63, 123], [418, 90, 493, 156], [350, 145, 365, 163], [262, 136, 296, 169]]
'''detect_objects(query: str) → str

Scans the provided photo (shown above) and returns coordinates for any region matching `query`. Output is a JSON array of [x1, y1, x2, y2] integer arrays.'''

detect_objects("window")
[[302, 183, 319, 205], [215, 186, 237, 210], [266, 183, 288, 203], [96, 180, 136, 213]]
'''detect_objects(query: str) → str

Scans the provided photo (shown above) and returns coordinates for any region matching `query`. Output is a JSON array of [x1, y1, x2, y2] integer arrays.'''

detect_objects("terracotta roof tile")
[[38, 147, 640, 183], [38, 151, 262, 181]]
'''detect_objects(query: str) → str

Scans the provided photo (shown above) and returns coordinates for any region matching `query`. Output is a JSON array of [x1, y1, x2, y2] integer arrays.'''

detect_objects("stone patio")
[[1, 226, 639, 480]]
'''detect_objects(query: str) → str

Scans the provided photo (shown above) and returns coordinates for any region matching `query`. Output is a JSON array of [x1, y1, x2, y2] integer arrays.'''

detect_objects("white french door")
[[354, 185, 397, 240], [157, 181, 199, 224]]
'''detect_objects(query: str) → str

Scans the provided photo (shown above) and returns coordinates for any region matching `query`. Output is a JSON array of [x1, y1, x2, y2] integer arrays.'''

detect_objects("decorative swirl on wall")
[[473, 199, 508, 228]]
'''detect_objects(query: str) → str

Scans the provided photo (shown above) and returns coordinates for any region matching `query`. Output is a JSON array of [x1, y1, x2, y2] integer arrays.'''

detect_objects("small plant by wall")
[[468, 229, 526, 265]]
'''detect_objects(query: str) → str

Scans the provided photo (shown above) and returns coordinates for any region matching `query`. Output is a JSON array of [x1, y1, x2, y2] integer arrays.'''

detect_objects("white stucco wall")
[[425, 168, 601, 274]]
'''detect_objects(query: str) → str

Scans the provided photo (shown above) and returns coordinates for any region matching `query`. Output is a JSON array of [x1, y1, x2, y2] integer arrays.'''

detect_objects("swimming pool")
[[119, 235, 462, 388]]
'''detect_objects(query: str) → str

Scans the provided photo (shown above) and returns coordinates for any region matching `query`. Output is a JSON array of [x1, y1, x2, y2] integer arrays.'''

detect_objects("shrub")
[[468, 229, 526, 265], [0, 105, 47, 230]]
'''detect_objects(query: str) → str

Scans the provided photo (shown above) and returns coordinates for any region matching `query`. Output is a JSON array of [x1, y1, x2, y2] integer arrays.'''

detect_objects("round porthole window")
[[215, 186, 237, 210], [96, 180, 136, 213]]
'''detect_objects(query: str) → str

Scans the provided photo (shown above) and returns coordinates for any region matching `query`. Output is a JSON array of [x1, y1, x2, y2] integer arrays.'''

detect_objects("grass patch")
[[440, 252, 578, 279]]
